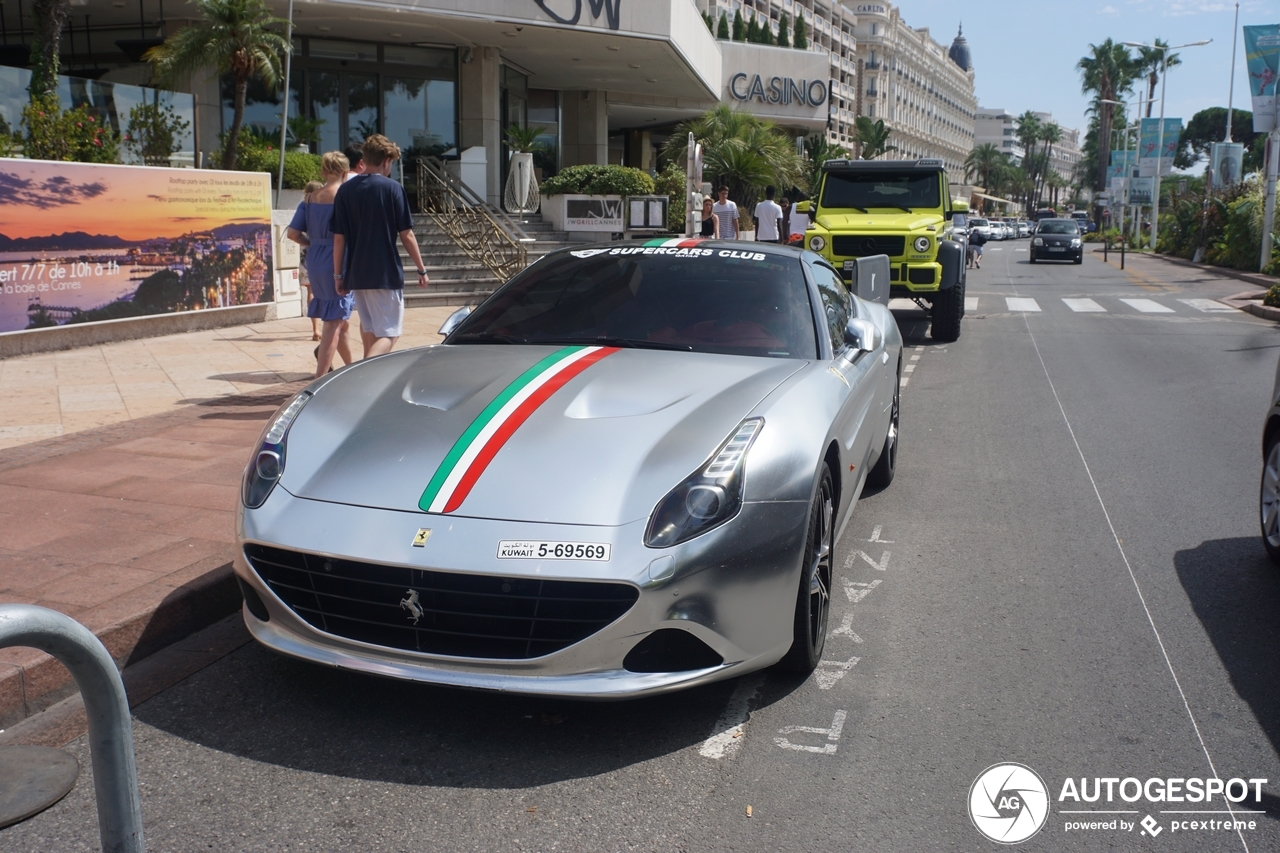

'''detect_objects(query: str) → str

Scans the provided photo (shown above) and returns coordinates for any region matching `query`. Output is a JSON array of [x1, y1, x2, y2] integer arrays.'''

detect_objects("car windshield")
[[1038, 221, 1079, 235], [970, 218, 989, 227], [449, 248, 819, 359], [820, 171, 940, 211]]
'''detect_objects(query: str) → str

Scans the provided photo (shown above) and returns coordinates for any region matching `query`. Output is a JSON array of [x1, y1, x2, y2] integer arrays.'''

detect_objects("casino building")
[[0, 0, 977, 204]]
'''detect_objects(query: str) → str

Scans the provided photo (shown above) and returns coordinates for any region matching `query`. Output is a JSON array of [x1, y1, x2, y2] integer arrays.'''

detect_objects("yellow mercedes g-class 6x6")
[[799, 158, 967, 342]]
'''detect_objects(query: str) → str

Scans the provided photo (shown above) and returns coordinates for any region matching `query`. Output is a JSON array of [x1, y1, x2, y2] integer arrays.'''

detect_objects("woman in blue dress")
[[287, 151, 354, 378]]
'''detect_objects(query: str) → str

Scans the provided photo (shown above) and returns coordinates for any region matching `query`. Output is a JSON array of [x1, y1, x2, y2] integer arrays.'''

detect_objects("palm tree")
[[1136, 39, 1180, 118], [1078, 38, 1138, 193], [853, 116, 896, 160], [1014, 111, 1043, 209], [147, 0, 289, 170], [803, 133, 849, 195], [661, 104, 803, 209], [964, 143, 1002, 193], [1035, 122, 1063, 206]]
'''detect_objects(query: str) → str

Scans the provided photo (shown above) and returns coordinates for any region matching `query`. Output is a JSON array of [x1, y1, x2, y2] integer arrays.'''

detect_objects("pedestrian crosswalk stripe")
[[1006, 297, 1041, 312], [1177, 298, 1234, 313], [1119, 298, 1174, 313], [965, 297, 979, 311], [1063, 298, 1106, 312]]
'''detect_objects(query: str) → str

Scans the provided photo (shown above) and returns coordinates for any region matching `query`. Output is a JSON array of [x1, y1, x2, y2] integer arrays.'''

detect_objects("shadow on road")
[[1173, 536, 1280, 765], [132, 640, 807, 789]]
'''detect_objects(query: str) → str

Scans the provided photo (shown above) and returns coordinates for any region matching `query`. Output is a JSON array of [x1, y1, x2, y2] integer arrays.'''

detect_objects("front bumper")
[[831, 256, 942, 292], [1031, 246, 1082, 261], [235, 487, 810, 698]]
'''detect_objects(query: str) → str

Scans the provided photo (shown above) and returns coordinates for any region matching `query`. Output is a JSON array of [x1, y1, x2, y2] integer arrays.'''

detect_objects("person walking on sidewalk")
[[331, 135, 429, 359], [343, 143, 365, 181], [712, 186, 740, 240], [753, 186, 783, 243], [288, 152, 354, 378], [967, 225, 986, 269]]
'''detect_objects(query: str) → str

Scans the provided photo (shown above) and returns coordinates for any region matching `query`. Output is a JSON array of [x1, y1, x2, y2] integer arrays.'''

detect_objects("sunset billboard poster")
[[0, 159, 273, 336]]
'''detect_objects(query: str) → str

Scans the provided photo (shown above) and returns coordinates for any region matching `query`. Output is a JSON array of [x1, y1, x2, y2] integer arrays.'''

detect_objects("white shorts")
[[352, 289, 404, 338]]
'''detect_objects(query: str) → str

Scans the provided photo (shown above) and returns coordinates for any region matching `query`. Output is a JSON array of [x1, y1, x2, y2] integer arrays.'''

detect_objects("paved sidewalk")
[[0, 306, 456, 451], [0, 305, 454, 726]]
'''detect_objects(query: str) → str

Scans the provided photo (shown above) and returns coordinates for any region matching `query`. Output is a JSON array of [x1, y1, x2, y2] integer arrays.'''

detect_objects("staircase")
[[400, 212, 583, 307]]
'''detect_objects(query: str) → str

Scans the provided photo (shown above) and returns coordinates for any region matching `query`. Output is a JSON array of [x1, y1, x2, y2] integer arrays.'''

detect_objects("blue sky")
[[898, 0, 1273, 153]]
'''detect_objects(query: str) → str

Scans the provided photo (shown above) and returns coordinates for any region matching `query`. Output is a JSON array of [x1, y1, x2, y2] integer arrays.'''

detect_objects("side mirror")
[[795, 200, 811, 213], [843, 317, 878, 354], [438, 306, 472, 337]]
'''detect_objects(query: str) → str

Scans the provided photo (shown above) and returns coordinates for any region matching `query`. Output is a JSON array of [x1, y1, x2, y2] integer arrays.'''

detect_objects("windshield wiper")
[[450, 332, 526, 344], [535, 336, 693, 352]]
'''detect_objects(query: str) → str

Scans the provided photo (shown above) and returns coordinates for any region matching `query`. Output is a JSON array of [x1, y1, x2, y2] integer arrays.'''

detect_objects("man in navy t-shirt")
[[331, 134, 428, 358]]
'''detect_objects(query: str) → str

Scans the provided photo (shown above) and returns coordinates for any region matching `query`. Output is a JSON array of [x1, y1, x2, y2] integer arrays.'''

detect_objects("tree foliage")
[[777, 13, 791, 48], [732, 10, 745, 42], [662, 104, 804, 210], [793, 12, 808, 49], [28, 0, 70, 98], [717, 12, 729, 40], [145, 0, 290, 170], [1172, 107, 1265, 173], [1077, 38, 1140, 194], [853, 116, 896, 160]]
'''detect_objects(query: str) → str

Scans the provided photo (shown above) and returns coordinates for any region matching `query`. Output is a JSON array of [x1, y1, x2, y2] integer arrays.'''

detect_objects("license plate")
[[1048, 247, 1065, 252], [497, 540, 611, 561], [843, 260, 856, 269]]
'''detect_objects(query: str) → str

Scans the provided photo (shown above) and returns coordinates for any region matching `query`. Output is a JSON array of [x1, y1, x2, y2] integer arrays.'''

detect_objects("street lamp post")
[[1124, 40, 1211, 251]]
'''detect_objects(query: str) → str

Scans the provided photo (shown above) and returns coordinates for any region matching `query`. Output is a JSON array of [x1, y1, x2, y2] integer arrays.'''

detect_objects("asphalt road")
[[5, 246, 1280, 852]]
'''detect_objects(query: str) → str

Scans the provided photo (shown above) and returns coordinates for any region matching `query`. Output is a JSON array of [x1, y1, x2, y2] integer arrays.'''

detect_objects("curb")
[[0, 564, 243, 730], [1140, 252, 1279, 290], [1244, 302, 1280, 321]]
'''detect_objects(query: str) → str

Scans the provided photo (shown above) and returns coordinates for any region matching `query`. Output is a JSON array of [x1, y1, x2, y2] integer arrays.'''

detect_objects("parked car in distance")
[[1017, 221, 1032, 238], [1070, 211, 1092, 233], [1029, 218, 1083, 264], [1033, 208, 1058, 222], [968, 217, 991, 240]]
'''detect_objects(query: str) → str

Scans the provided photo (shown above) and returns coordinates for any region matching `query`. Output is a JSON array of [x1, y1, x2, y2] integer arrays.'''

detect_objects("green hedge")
[[541, 164, 655, 197], [221, 137, 322, 189]]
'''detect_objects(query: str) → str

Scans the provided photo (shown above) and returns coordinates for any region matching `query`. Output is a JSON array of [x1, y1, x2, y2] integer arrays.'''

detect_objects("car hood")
[[280, 345, 805, 526], [815, 211, 941, 232]]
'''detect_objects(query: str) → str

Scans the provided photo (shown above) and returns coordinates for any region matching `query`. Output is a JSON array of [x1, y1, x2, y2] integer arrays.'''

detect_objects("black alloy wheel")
[[867, 366, 900, 488], [779, 466, 835, 672]]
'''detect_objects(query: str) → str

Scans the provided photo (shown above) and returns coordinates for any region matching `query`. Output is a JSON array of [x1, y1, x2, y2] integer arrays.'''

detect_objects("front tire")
[[778, 467, 835, 672], [867, 368, 899, 489], [930, 281, 963, 342], [1029, 253, 1037, 264], [1261, 433, 1280, 565]]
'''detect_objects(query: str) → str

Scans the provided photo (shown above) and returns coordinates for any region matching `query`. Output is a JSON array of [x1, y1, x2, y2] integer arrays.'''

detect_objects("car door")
[[808, 259, 879, 511]]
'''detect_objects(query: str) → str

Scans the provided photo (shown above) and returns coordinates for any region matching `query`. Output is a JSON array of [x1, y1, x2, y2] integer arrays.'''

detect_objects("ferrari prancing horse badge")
[[412, 528, 432, 547]]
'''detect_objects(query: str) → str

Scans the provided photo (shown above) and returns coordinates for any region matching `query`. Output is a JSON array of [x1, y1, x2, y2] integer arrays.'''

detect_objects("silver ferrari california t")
[[234, 240, 902, 697]]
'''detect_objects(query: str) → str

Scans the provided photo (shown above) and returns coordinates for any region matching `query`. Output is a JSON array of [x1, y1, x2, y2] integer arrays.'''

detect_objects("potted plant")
[[503, 123, 544, 215], [539, 165, 656, 232]]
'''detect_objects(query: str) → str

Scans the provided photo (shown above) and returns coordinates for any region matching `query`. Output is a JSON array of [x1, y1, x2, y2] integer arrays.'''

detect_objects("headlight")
[[913, 236, 931, 253], [645, 418, 763, 548], [808, 235, 826, 252], [1070, 238, 1082, 247], [1032, 237, 1043, 246], [242, 390, 312, 508]]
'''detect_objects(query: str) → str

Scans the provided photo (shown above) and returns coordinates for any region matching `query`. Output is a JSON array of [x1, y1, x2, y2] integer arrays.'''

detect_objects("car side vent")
[[623, 629, 723, 673]]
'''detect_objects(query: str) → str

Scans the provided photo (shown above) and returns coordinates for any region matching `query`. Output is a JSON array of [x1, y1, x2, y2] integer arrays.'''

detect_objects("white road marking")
[[910, 353, 921, 361], [1063, 298, 1106, 313], [1177, 298, 1235, 313], [831, 613, 864, 642], [988, 247, 1003, 251], [1015, 291, 1253, 853], [1006, 297, 1041, 312], [1120, 298, 1174, 313], [867, 525, 894, 543], [1015, 248, 1028, 252], [903, 364, 916, 374], [846, 549, 890, 572], [698, 673, 765, 759], [900, 377, 909, 388], [814, 657, 861, 690], [775, 710, 847, 754], [964, 297, 979, 311], [844, 578, 883, 603]]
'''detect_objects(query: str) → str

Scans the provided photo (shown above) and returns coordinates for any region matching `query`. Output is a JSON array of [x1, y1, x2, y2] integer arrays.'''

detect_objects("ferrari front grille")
[[244, 544, 638, 659], [831, 235, 906, 258]]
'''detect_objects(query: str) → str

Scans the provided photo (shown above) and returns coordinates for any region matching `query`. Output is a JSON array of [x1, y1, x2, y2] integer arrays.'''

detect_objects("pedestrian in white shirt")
[[712, 186, 740, 240], [789, 201, 809, 240], [753, 185, 784, 243]]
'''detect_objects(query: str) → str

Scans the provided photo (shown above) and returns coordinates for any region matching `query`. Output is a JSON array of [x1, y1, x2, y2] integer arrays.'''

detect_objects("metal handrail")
[[0, 604, 143, 853], [413, 157, 532, 283]]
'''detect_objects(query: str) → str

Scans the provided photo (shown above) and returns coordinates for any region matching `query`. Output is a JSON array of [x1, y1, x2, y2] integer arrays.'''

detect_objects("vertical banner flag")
[[1107, 149, 1137, 181], [1211, 142, 1245, 186], [1137, 118, 1182, 177], [1128, 177, 1155, 207], [1243, 25, 1279, 132]]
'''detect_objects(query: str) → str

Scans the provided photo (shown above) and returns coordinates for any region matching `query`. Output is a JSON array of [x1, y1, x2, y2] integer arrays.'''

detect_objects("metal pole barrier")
[[0, 605, 144, 853]]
